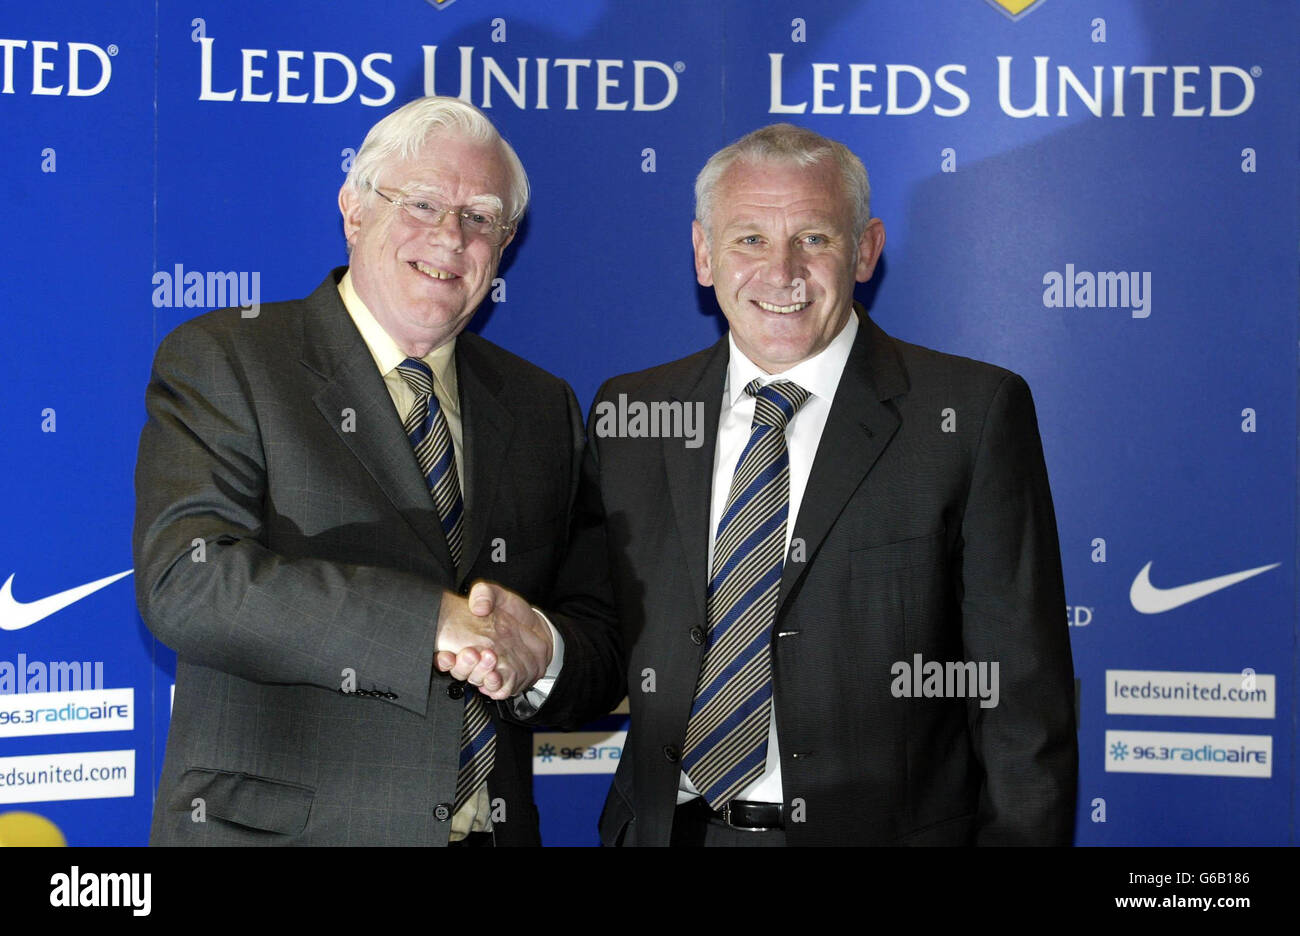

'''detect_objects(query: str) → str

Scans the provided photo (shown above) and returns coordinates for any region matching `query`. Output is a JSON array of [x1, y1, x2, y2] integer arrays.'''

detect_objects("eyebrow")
[[400, 188, 505, 212]]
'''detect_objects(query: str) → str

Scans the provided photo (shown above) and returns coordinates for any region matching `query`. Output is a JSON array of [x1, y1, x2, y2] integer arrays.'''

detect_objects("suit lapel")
[[300, 270, 457, 580], [663, 338, 729, 628], [776, 312, 909, 617], [454, 333, 514, 588]]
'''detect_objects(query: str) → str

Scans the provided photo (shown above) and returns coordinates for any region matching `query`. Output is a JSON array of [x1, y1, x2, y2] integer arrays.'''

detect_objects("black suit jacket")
[[541, 311, 1078, 845], [134, 269, 583, 845]]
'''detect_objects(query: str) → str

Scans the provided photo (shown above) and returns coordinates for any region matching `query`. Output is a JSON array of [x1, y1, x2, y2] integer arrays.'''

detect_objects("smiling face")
[[339, 132, 515, 357], [693, 156, 885, 374]]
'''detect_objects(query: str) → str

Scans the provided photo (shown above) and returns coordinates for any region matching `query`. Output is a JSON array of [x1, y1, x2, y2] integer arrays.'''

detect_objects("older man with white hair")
[[134, 96, 584, 846]]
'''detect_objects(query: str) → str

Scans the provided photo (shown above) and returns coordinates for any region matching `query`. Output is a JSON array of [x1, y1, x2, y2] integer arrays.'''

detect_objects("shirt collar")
[[339, 269, 458, 402], [725, 307, 860, 407]]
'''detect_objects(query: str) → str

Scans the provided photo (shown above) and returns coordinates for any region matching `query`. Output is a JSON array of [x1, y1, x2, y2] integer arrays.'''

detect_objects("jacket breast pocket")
[[175, 767, 315, 836], [505, 513, 562, 556], [849, 528, 950, 640], [850, 528, 946, 574]]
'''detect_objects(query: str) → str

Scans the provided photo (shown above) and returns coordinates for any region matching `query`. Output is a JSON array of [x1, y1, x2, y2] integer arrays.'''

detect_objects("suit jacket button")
[[663, 745, 680, 764], [689, 626, 705, 646], [458, 582, 471, 596], [434, 803, 452, 821], [448, 683, 465, 700]]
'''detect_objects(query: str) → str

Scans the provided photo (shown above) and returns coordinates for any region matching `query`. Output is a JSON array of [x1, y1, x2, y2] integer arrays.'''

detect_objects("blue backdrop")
[[0, 0, 1295, 845]]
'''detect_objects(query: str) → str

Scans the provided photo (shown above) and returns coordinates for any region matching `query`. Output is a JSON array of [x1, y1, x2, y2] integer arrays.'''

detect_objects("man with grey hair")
[[474, 122, 1078, 845], [134, 96, 585, 846]]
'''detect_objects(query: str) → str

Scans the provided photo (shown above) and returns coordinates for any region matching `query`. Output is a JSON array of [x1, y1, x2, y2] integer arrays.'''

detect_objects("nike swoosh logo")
[[1129, 561, 1279, 615], [0, 569, 134, 631]]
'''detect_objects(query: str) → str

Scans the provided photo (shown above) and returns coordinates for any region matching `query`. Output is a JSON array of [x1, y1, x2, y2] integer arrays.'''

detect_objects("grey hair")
[[343, 95, 530, 224], [694, 123, 872, 238]]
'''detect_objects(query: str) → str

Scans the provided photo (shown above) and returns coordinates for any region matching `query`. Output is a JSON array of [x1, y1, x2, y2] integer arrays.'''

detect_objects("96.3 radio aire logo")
[[533, 731, 625, 775]]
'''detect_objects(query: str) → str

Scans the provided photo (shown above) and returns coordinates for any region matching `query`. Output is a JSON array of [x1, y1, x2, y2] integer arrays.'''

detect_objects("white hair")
[[694, 123, 872, 238], [343, 95, 530, 224]]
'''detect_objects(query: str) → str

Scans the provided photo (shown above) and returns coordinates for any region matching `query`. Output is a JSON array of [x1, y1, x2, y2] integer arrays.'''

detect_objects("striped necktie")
[[395, 357, 494, 813], [682, 378, 810, 808]]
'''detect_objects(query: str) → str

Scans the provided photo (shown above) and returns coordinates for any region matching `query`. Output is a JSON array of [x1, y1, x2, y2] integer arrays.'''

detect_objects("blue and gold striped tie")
[[395, 357, 494, 813], [682, 378, 810, 808]]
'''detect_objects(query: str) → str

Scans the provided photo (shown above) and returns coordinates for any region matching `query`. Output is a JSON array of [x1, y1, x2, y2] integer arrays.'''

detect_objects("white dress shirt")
[[678, 311, 860, 805]]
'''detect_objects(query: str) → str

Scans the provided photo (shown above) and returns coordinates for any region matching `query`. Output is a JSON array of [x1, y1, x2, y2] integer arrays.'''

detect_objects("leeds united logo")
[[986, 0, 1045, 20]]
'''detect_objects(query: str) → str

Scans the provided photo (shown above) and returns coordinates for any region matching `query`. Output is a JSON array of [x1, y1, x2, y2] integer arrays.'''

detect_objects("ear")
[[854, 217, 886, 283], [339, 184, 364, 246], [691, 220, 714, 287]]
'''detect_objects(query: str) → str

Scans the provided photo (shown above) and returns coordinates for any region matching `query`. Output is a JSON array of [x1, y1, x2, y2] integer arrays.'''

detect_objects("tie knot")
[[745, 379, 810, 430], [396, 357, 434, 397]]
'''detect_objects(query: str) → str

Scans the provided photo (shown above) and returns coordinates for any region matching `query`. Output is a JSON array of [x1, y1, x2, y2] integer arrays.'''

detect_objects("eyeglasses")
[[369, 186, 514, 247]]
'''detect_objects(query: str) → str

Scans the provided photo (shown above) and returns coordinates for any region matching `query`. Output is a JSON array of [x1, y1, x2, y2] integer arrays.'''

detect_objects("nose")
[[423, 209, 467, 251], [761, 240, 801, 289]]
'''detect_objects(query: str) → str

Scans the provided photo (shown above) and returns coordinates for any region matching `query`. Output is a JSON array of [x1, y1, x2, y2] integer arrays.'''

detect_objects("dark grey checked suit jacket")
[[134, 268, 593, 845]]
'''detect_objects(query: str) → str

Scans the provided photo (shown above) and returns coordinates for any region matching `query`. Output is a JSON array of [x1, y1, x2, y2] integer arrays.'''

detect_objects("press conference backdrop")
[[0, 0, 1294, 846]]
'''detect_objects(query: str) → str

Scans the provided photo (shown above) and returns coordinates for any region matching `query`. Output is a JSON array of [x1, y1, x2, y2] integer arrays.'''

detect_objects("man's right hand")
[[435, 582, 553, 700]]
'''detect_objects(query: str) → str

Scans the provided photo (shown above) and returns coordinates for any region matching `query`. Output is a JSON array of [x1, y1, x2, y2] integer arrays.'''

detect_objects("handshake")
[[434, 582, 553, 700]]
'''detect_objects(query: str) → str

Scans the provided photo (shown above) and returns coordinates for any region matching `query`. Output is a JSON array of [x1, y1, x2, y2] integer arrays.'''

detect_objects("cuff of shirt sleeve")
[[508, 608, 564, 718]]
